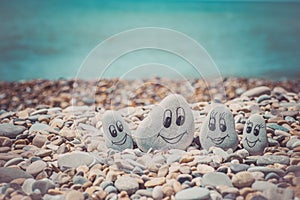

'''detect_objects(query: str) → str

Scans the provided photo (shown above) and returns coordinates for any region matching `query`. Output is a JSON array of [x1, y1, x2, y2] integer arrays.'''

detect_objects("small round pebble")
[[232, 171, 255, 188], [114, 176, 139, 195]]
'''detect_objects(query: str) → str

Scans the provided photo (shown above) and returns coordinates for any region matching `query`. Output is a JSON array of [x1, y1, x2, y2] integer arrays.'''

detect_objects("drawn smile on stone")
[[207, 134, 229, 145], [158, 131, 187, 144], [245, 137, 260, 148], [112, 134, 128, 145]]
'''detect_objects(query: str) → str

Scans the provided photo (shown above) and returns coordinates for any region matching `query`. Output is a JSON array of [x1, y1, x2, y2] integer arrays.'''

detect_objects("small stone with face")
[[200, 105, 238, 151], [135, 94, 195, 152], [102, 110, 133, 151], [242, 114, 267, 155]]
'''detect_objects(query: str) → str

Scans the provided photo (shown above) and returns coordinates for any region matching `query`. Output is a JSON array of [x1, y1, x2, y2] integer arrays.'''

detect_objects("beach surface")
[[0, 77, 300, 199]]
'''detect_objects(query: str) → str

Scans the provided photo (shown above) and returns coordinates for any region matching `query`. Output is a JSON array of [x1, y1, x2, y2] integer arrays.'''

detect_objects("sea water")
[[0, 0, 299, 81]]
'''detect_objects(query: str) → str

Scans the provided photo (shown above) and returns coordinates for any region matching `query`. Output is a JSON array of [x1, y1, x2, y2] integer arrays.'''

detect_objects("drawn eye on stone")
[[109, 125, 117, 137], [116, 120, 123, 132], [253, 124, 260, 136], [176, 107, 185, 126], [208, 111, 217, 131], [246, 121, 253, 133], [163, 109, 172, 128], [219, 112, 227, 132]]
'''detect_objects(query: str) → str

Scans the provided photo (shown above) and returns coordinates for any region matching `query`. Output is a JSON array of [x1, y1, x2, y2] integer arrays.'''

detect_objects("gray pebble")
[[265, 172, 280, 180], [22, 178, 35, 194], [105, 185, 118, 194], [0, 123, 26, 139], [26, 160, 47, 176], [241, 86, 271, 98], [114, 176, 139, 195], [57, 151, 95, 170], [0, 167, 32, 183], [257, 94, 271, 103], [130, 194, 141, 200], [285, 116, 296, 123], [230, 163, 250, 173], [136, 189, 153, 197], [175, 187, 210, 200], [202, 172, 233, 187], [4, 157, 25, 167], [257, 155, 290, 165], [100, 181, 113, 190], [29, 123, 55, 134], [286, 137, 300, 149], [73, 176, 88, 185], [152, 186, 163, 200], [43, 194, 65, 200]]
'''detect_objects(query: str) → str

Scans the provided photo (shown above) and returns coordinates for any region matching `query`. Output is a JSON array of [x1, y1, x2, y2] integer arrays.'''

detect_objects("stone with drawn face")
[[102, 110, 133, 151], [135, 94, 194, 152], [200, 105, 238, 151], [242, 114, 267, 155]]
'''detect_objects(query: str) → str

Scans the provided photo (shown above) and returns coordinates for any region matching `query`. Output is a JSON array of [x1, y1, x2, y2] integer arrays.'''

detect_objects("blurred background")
[[0, 0, 300, 81]]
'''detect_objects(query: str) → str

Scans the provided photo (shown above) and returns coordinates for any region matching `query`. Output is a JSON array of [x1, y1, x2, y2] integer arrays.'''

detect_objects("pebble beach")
[[0, 77, 300, 200]]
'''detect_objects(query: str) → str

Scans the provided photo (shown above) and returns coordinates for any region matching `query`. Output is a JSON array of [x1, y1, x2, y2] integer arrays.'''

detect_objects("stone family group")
[[102, 94, 267, 156]]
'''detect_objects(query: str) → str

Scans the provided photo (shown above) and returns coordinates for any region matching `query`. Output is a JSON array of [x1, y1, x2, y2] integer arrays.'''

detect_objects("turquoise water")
[[0, 0, 300, 81]]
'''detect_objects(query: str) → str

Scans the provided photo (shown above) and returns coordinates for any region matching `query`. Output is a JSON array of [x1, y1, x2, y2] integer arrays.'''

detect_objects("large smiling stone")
[[135, 94, 195, 152], [242, 114, 267, 155], [102, 110, 133, 151], [200, 105, 238, 151]]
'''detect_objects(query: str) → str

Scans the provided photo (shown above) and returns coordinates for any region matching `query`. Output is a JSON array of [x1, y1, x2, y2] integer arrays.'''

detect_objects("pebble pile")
[[0, 78, 299, 200]]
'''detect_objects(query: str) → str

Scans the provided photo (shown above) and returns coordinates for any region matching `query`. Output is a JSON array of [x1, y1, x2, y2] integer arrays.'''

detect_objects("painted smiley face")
[[157, 107, 187, 144], [200, 105, 238, 151], [102, 110, 133, 151], [242, 114, 267, 155], [135, 94, 195, 152]]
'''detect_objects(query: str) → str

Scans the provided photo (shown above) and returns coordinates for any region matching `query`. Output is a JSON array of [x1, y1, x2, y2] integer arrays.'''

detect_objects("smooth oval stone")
[[102, 110, 133, 151], [73, 176, 88, 185], [232, 171, 255, 188], [174, 187, 210, 200], [200, 105, 238, 151], [265, 172, 280, 180], [202, 172, 233, 187], [256, 155, 290, 165], [4, 158, 25, 167], [29, 123, 54, 134], [22, 178, 35, 194], [230, 163, 250, 173], [242, 114, 267, 155], [152, 186, 164, 200], [114, 176, 139, 195], [0, 123, 26, 139], [57, 152, 95, 170], [135, 94, 195, 152], [0, 168, 33, 183], [256, 94, 271, 103], [26, 160, 47, 176], [241, 86, 271, 98]]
